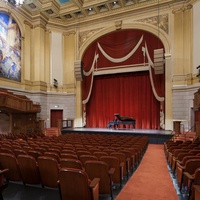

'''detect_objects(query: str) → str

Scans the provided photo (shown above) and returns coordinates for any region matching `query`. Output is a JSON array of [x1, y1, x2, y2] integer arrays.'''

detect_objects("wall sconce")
[[196, 65, 200, 77], [53, 79, 58, 88]]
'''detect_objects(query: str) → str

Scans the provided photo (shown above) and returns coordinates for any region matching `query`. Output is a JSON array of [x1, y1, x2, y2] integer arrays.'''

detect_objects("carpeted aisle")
[[116, 144, 178, 200]]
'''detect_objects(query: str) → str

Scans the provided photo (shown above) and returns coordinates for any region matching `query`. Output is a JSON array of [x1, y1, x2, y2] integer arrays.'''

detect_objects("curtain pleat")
[[82, 29, 164, 129], [86, 72, 160, 129]]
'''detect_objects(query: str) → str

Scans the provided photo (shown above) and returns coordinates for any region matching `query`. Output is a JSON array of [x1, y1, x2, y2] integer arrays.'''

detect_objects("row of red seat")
[[0, 133, 149, 199], [164, 138, 200, 200]]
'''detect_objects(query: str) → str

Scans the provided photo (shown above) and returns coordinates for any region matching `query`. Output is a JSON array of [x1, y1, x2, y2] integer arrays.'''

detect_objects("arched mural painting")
[[0, 12, 21, 82]]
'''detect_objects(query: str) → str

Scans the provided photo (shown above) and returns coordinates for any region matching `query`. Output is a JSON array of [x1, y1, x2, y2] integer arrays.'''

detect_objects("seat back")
[[58, 168, 92, 200], [60, 153, 78, 159], [79, 155, 98, 166], [34, 147, 46, 155], [0, 148, 13, 154], [48, 148, 61, 156], [176, 153, 194, 164], [190, 167, 200, 200], [17, 154, 40, 185], [111, 152, 128, 175], [103, 149, 115, 155], [60, 158, 83, 170], [44, 152, 60, 163], [194, 167, 200, 185], [27, 150, 42, 161], [0, 168, 9, 198], [37, 156, 59, 188], [13, 149, 27, 157], [84, 160, 110, 194], [119, 149, 134, 169], [0, 153, 21, 181], [185, 159, 200, 175], [182, 156, 200, 166], [100, 156, 121, 184], [61, 150, 76, 155], [76, 150, 91, 159], [93, 152, 108, 160], [189, 150, 200, 155], [183, 159, 200, 187]]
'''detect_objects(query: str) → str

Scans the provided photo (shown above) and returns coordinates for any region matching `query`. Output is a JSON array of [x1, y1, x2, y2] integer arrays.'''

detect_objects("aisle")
[[116, 144, 179, 200]]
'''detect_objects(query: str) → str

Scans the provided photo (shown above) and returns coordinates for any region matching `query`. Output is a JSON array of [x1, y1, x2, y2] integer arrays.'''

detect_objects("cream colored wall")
[[51, 32, 63, 86], [193, 0, 200, 75], [0, 2, 77, 128], [171, 0, 200, 132], [172, 86, 198, 132], [172, 4, 193, 85]]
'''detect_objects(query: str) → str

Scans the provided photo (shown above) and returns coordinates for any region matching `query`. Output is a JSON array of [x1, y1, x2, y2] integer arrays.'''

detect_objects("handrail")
[[171, 123, 196, 142]]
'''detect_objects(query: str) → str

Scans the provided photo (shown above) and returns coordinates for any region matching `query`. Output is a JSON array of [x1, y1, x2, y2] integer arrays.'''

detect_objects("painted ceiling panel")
[[58, 0, 70, 3]]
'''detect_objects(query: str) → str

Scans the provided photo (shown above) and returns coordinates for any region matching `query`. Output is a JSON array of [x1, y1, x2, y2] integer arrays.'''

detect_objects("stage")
[[61, 127, 174, 144]]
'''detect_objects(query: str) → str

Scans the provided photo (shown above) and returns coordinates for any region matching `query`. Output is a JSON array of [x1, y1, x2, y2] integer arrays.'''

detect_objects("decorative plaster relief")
[[79, 27, 103, 47], [115, 20, 122, 30], [63, 31, 76, 36], [32, 23, 46, 30], [24, 20, 33, 28], [136, 14, 168, 34], [172, 3, 193, 14]]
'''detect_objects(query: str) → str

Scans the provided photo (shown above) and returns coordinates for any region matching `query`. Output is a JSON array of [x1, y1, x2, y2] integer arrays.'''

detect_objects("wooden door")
[[51, 110, 63, 127]]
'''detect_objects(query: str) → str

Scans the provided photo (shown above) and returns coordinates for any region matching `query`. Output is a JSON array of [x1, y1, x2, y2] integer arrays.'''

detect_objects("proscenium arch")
[[78, 22, 173, 130], [79, 22, 171, 58]]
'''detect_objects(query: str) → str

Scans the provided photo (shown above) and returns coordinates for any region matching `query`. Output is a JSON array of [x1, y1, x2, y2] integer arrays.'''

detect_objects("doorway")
[[50, 110, 63, 128]]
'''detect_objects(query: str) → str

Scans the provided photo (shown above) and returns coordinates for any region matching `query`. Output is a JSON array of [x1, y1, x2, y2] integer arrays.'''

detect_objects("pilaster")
[[172, 3, 193, 86], [62, 31, 76, 93]]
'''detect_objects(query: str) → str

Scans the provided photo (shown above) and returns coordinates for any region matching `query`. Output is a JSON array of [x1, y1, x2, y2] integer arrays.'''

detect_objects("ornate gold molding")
[[79, 27, 103, 47], [32, 23, 46, 29], [115, 20, 122, 30], [24, 20, 33, 28], [45, 29, 52, 34], [172, 4, 193, 14], [136, 14, 168, 34], [63, 31, 76, 36]]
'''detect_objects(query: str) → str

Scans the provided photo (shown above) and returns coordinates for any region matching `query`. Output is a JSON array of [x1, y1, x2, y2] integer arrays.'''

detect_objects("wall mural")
[[0, 12, 21, 82]]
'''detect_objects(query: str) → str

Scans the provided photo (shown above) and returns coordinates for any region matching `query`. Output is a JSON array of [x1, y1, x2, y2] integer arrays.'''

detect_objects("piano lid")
[[114, 113, 135, 121]]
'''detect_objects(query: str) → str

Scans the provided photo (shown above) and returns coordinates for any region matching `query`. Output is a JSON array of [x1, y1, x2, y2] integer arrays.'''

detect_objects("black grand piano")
[[107, 113, 136, 129]]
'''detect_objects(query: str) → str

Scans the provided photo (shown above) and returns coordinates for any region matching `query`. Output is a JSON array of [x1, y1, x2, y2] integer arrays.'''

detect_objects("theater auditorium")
[[0, 0, 200, 199]]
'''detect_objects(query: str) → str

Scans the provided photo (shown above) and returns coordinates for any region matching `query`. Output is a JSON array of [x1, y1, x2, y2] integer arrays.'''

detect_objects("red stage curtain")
[[82, 29, 164, 129], [86, 71, 160, 129]]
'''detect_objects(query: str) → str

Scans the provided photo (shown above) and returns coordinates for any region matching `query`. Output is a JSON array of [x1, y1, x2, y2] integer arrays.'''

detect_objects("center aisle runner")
[[116, 144, 178, 200]]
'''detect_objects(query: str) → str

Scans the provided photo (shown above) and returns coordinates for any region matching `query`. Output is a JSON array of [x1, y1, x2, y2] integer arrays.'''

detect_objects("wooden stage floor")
[[61, 127, 173, 144]]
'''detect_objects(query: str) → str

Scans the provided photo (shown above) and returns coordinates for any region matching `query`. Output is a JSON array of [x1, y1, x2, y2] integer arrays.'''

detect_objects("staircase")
[[173, 131, 197, 142], [44, 127, 60, 137]]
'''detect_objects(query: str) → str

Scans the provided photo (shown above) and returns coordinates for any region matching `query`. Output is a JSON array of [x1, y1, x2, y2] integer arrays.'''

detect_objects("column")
[[62, 31, 76, 93], [172, 4, 193, 85]]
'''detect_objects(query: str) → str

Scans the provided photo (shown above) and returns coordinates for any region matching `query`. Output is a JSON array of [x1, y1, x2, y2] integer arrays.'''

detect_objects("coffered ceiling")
[[18, 0, 189, 25]]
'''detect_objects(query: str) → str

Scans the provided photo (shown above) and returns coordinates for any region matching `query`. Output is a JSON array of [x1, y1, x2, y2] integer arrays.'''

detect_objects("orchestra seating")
[[100, 155, 124, 187], [37, 156, 60, 188], [184, 167, 200, 200], [0, 153, 22, 182], [0, 131, 149, 199], [2, 131, 200, 199], [58, 168, 100, 200], [84, 160, 115, 198], [17, 154, 41, 186], [164, 135, 200, 197], [0, 168, 9, 200]]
